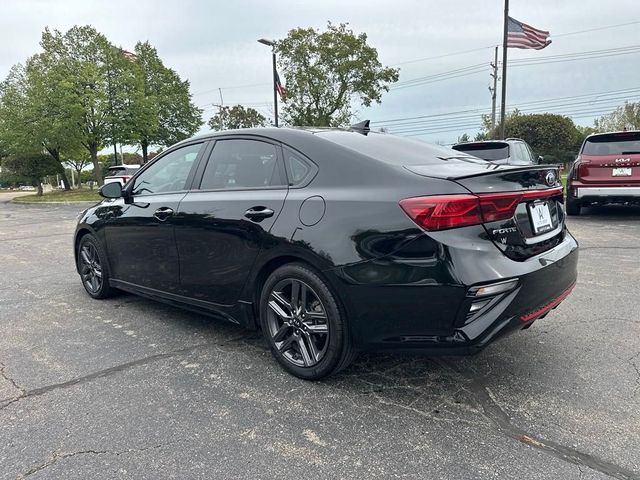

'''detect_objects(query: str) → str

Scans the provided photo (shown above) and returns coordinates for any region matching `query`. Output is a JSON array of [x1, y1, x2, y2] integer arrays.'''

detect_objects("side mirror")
[[537, 155, 544, 164], [99, 182, 123, 199]]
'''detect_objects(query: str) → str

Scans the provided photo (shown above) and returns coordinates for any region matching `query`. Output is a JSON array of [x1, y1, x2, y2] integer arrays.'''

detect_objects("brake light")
[[121, 176, 130, 183], [399, 195, 482, 230], [572, 159, 590, 180], [399, 187, 563, 231]]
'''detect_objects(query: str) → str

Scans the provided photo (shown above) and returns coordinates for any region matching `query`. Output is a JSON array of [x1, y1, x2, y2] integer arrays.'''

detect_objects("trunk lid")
[[405, 164, 565, 260]]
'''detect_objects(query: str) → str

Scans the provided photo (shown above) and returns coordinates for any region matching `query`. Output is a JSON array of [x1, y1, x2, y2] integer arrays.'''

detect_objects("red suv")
[[566, 130, 640, 215]]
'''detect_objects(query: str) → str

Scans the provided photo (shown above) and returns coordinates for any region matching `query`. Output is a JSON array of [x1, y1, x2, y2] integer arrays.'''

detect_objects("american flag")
[[507, 16, 551, 50], [275, 70, 286, 101]]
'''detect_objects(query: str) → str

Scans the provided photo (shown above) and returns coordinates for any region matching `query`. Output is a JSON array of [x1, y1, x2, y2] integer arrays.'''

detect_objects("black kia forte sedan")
[[74, 127, 578, 379]]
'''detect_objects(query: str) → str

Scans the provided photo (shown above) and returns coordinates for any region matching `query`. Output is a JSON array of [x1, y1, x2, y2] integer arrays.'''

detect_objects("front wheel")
[[259, 263, 356, 380], [77, 234, 116, 299]]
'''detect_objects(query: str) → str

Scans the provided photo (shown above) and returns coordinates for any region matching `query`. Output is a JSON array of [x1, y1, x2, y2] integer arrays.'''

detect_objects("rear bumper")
[[333, 232, 579, 354], [576, 186, 640, 199]]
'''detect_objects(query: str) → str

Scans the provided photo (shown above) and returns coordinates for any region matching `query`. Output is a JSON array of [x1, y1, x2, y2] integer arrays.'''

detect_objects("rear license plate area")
[[528, 201, 553, 235], [612, 167, 632, 176]]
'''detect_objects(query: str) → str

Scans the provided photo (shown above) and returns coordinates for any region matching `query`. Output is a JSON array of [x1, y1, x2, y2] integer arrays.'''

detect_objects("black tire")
[[77, 234, 116, 299], [566, 197, 581, 216], [259, 263, 357, 380]]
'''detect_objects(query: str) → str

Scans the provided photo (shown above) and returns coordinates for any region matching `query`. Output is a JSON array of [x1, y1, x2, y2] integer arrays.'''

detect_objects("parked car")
[[452, 138, 542, 166], [103, 165, 141, 186], [18, 185, 36, 191], [566, 130, 640, 215], [74, 127, 578, 380]]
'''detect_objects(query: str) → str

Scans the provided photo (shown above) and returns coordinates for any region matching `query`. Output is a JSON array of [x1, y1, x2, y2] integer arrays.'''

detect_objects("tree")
[[63, 156, 91, 188], [0, 60, 81, 190], [275, 22, 399, 127], [504, 113, 580, 163], [457, 133, 470, 143], [208, 105, 267, 130], [595, 102, 640, 132], [132, 41, 202, 162], [1, 153, 62, 196], [38, 26, 145, 186]]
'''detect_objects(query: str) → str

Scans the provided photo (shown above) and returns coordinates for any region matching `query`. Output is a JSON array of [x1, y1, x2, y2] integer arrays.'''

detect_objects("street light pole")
[[258, 38, 278, 127]]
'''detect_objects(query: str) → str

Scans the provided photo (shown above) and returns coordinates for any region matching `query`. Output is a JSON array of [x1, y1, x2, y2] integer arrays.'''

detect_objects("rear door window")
[[199, 139, 285, 190]]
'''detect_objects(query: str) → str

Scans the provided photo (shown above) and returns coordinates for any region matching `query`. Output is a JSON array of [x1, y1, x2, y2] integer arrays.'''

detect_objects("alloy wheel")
[[266, 278, 330, 367], [79, 242, 103, 294]]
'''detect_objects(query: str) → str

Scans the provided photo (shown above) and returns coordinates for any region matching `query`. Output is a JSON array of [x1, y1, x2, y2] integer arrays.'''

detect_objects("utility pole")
[[499, 0, 510, 139], [489, 46, 499, 135], [257, 38, 278, 127]]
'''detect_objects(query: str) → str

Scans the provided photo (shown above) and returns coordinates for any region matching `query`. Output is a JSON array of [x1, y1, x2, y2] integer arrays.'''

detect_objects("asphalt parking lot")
[[0, 193, 638, 480]]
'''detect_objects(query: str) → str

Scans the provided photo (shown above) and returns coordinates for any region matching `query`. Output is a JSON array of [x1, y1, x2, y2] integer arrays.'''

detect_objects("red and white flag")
[[507, 16, 551, 50]]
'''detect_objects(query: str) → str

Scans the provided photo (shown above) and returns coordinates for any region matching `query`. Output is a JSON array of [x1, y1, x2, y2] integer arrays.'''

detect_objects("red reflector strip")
[[519, 282, 575, 322]]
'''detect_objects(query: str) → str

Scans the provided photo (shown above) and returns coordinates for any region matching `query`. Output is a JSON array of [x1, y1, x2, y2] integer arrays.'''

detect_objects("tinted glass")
[[200, 139, 284, 190], [132, 143, 202, 195], [583, 132, 640, 155], [284, 147, 312, 185], [512, 143, 531, 163], [452, 143, 510, 161], [318, 131, 480, 165]]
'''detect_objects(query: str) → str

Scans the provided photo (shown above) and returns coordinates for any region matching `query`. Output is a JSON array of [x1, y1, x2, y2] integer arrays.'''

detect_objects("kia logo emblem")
[[544, 171, 556, 186]]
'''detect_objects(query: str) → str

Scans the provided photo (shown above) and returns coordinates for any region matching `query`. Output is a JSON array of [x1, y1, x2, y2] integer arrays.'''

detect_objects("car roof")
[[585, 130, 640, 140]]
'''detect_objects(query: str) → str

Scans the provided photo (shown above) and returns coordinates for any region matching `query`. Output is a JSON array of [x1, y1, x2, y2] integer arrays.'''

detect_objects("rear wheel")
[[259, 263, 356, 380], [77, 234, 116, 299], [566, 197, 581, 216]]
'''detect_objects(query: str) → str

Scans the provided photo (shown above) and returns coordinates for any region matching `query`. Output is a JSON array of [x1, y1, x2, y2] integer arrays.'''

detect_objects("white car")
[[103, 165, 141, 186]]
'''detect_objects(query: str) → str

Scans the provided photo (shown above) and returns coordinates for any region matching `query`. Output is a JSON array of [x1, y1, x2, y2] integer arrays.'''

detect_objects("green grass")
[[561, 173, 568, 190], [12, 188, 101, 203]]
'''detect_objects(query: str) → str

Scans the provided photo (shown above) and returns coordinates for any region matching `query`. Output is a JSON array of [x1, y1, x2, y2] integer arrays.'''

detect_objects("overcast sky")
[[2, 0, 639, 144]]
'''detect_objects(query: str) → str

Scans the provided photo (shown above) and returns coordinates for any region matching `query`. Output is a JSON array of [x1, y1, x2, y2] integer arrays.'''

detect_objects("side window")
[[511, 143, 528, 164], [199, 139, 285, 190], [132, 143, 202, 195], [283, 147, 316, 186]]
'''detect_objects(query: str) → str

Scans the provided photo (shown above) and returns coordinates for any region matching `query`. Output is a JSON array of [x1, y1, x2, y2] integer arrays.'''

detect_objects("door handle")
[[153, 207, 174, 222], [244, 206, 275, 221]]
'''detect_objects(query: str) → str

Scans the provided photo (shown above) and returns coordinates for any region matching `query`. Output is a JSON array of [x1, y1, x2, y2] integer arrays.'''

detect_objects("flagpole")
[[499, 0, 509, 139]]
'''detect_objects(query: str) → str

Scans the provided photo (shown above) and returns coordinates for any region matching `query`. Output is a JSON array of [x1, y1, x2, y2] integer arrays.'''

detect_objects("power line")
[[390, 45, 640, 91], [372, 87, 640, 126], [387, 20, 640, 67]]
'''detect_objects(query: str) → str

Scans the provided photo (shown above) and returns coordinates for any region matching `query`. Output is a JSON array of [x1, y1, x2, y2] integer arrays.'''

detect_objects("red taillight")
[[478, 193, 522, 223], [121, 176, 130, 183], [573, 159, 590, 180], [399, 195, 482, 230], [399, 187, 563, 231]]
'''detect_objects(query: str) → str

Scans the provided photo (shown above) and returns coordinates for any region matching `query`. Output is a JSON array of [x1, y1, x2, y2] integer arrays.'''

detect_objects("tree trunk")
[[90, 143, 104, 186], [49, 149, 71, 190], [59, 170, 72, 190], [141, 141, 148, 164], [76, 169, 83, 189], [34, 179, 43, 197]]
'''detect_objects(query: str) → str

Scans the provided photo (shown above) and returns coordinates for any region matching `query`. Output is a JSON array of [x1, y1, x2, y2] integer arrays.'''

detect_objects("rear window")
[[316, 130, 475, 165], [583, 132, 640, 155], [107, 166, 139, 176], [452, 142, 509, 161]]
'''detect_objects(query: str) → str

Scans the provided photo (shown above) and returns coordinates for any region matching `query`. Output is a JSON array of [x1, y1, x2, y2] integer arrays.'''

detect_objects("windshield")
[[582, 132, 640, 155], [452, 142, 509, 161]]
